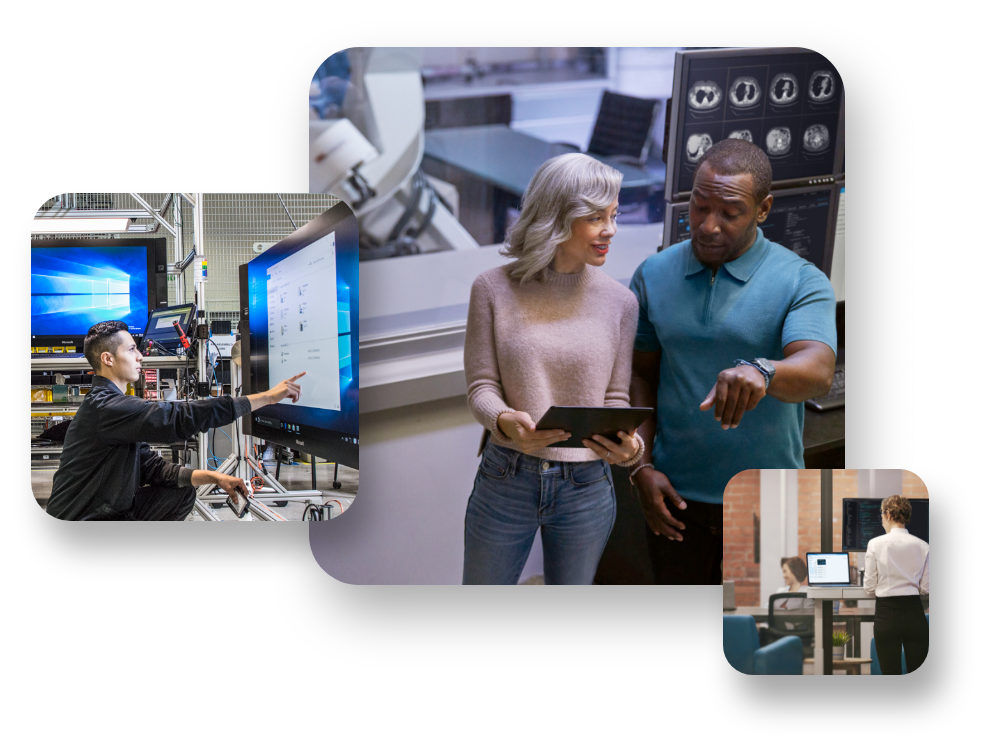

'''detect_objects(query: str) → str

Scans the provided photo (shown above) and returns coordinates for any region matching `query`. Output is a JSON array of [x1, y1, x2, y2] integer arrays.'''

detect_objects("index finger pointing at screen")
[[288, 372, 307, 382]]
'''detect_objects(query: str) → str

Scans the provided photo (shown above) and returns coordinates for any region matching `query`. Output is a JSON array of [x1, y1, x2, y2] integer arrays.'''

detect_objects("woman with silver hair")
[[462, 153, 644, 584]]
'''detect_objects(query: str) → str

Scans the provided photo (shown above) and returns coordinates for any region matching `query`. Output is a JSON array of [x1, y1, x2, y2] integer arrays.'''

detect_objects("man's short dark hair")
[[84, 320, 130, 372], [695, 139, 773, 203]]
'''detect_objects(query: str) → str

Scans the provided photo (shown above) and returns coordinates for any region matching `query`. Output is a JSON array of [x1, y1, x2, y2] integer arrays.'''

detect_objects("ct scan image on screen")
[[265, 231, 340, 411]]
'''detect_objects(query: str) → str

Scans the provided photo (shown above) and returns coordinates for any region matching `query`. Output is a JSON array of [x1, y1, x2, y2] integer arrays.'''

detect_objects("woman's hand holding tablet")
[[496, 411, 571, 455], [582, 431, 639, 465]]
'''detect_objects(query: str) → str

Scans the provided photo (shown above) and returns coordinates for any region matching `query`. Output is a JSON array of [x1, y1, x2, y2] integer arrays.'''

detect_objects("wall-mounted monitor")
[[662, 182, 841, 278], [242, 202, 359, 468], [665, 47, 844, 202], [31, 237, 168, 351], [842, 498, 930, 552]]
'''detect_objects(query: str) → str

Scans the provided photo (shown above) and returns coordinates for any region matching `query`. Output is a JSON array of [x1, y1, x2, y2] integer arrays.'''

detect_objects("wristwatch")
[[735, 358, 775, 391]]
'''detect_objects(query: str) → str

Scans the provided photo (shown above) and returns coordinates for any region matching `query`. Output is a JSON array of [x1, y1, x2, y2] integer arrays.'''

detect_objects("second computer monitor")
[[662, 183, 840, 278], [842, 498, 930, 552]]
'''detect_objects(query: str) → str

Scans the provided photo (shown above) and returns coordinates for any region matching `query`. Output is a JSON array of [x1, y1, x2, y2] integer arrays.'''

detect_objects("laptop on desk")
[[806, 552, 861, 588]]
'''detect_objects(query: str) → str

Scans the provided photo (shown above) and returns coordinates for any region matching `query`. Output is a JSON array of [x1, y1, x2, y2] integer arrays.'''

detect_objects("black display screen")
[[842, 499, 930, 552], [671, 49, 843, 197], [666, 187, 834, 276]]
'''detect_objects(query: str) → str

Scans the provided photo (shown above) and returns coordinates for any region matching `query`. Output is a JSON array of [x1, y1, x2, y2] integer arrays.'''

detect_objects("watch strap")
[[735, 358, 771, 391]]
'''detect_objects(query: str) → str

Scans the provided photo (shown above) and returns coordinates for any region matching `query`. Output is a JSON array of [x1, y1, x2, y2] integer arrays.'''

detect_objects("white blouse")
[[864, 528, 929, 597]]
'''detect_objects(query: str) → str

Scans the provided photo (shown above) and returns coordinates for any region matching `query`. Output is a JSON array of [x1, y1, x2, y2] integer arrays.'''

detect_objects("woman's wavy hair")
[[502, 153, 622, 283], [882, 495, 912, 525], [782, 556, 808, 583]]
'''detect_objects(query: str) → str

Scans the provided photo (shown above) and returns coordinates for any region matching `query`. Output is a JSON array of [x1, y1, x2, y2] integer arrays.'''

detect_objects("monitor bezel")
[[30, 236, 168, 351], [661, 182, 841, 278], [665, 47, 845, 203], [241, 202, 359, 468], [841, 498, 930, 552]]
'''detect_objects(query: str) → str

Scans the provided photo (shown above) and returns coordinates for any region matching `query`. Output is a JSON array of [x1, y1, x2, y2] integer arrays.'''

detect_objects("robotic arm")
[[309, 48, 478, 257]]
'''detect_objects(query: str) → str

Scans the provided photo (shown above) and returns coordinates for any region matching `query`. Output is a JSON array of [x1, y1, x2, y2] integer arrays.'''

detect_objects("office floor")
[[31, 461, 359, 522]]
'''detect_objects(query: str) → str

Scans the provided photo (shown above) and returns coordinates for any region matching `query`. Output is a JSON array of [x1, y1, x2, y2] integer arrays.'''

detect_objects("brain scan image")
[[765, 127, 792, 156], [686, 133, 714, 162], [727, 130, 754, 142], [808, 70, 836, 102], [728, 76, 762, 108], [802, 124, 830, 153], [687, 81, 723, 110], [769, 73, 799, 106]]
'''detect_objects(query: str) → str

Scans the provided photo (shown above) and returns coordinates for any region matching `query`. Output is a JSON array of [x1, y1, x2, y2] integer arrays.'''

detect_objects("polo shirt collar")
[[92, 375, 123, 395], [685, 228, 769, 282]]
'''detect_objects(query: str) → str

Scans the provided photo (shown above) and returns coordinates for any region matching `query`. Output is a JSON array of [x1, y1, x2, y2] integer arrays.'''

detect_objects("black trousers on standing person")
[[874, 595, 929, 674], [642, 497, 723, 585]]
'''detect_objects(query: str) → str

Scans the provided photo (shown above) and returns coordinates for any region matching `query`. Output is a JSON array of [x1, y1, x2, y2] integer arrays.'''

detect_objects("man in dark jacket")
[[46, 320, 305, 521]]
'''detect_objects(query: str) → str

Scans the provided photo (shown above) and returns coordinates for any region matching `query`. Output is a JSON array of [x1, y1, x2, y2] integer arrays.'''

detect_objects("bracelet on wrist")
[[629, 462, 654, 482]]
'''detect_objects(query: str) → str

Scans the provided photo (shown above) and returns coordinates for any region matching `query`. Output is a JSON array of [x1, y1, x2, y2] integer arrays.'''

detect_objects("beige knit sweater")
[[464, 263, 641, 462]]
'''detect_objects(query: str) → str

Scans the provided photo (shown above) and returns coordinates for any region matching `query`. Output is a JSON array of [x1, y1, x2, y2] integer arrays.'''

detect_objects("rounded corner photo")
[[30, 193, 358, 522]]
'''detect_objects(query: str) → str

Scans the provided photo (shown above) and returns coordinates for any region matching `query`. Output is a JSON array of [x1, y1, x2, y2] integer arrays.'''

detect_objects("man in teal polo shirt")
[[629, 139, 837, 584]]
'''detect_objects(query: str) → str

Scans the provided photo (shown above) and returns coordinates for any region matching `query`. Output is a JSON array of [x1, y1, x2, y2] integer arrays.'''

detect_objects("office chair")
[[553, 91, 662, 166], [724, 615, 803, 675], [765, 592, 815, 657], [586, 91, 662, 167], [869, 613, 930, 674]]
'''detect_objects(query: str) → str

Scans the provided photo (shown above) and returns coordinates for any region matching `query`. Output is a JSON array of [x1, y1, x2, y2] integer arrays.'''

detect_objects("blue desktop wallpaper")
[[31, 246, 150, 336]]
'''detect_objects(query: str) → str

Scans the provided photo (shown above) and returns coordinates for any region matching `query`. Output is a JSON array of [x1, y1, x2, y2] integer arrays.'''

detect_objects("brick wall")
[[798, 469, 860, 570], [902, 470, 929, 498], [723, 470, 760, 606]]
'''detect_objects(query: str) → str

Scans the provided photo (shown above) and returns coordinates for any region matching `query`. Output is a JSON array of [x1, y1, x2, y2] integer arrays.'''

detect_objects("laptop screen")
[[806, 553, 850, 585], [141, 304, 196, 348]]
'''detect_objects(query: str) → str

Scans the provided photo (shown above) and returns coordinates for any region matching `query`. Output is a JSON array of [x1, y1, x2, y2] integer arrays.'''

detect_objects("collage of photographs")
[[28, 47, 926, 676]]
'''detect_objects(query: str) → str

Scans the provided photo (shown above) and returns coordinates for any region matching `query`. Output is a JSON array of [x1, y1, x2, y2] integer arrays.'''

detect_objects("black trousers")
[[874, 595, 929, 674], [83, 485, 196, 521], [643, 498, 723, 585]]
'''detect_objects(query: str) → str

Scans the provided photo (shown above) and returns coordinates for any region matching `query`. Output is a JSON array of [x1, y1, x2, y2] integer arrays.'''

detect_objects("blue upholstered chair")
[[724, 615, 804, 675], [869, 614, 929, 675]]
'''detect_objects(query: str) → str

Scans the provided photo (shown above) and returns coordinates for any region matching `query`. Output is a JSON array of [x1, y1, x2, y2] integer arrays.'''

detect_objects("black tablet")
[[535, 406, 654, 449]]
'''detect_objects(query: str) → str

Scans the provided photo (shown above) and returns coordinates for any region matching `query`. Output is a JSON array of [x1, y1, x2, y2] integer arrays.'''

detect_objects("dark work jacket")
[[46, 376, 251, 520]]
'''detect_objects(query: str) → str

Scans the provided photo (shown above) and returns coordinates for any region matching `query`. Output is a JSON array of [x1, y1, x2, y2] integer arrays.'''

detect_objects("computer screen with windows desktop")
[[242, 202, 359, 468], [31, 237, 168, 353]]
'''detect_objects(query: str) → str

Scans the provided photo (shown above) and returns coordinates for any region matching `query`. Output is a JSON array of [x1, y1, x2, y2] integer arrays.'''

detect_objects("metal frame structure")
[[189, 344, 343, 521]]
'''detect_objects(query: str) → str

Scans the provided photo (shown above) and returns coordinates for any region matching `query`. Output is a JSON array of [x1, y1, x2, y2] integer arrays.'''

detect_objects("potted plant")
[[832, 630, 851, 661]]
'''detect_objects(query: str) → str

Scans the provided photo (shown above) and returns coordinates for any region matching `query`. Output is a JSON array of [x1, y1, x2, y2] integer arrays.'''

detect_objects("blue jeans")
[[463, 443, 616, 585]]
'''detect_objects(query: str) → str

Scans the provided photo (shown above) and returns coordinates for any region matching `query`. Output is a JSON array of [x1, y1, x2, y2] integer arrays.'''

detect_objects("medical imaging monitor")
[[662, 183, 840, 277], [665, 47, 844, 201], [242, 202, 359, 468], [842, 498, 929, 552]]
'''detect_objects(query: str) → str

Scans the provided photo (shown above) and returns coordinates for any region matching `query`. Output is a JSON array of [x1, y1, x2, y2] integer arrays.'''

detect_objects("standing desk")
[[807, 587, 876, 675]]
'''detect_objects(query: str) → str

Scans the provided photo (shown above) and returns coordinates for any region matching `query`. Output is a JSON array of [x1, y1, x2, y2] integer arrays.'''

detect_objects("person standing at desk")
[[864, 495, 930, 674], [629, 139, 837, 584], [463, 153, 644, 584]]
